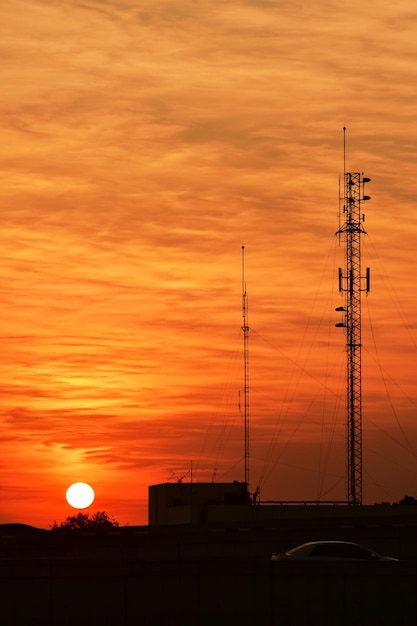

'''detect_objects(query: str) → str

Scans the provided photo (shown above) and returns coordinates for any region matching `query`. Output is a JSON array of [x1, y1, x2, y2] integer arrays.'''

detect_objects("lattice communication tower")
[[241, 245, 250, 489], [336, 154, 371, 506]]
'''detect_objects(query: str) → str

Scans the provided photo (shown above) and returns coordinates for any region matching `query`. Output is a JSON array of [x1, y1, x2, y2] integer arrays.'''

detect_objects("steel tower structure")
[[241, 245, 250, 489], [336, 159, 371, 506]]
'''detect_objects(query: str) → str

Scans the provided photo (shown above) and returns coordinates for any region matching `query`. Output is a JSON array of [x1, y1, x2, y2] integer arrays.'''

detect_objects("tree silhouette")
[[51, 511, 119, 531], [398, 495, 417, 506]]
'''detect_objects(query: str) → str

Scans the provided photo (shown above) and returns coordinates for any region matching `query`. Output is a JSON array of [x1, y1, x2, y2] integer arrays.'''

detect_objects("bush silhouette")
[[51, 511, 119, 530]]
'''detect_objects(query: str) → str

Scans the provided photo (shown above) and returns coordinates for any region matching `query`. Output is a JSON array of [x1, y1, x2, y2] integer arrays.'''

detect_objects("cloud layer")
[[1, 0, 417, 526]]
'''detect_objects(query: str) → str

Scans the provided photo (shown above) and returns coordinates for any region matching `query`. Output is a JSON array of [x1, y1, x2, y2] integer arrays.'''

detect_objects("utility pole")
[[335, 129, 371, 505]]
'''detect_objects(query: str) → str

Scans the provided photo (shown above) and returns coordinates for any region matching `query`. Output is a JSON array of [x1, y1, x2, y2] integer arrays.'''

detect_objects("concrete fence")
[[1, 556, 415, 625]]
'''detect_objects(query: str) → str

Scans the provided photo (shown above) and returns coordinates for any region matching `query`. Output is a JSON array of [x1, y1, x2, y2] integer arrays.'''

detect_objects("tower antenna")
[[343, 125, 346, 176], [335, 128, 371, 505], [241, 245, 250, 490]]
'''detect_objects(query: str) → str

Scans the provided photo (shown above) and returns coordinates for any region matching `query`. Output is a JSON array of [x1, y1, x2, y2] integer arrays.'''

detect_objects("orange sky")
[[1, 0, 417, 528]]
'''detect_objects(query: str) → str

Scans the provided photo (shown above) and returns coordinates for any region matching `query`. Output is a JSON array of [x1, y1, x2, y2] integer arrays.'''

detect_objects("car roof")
[[286, 541, 365, 553]]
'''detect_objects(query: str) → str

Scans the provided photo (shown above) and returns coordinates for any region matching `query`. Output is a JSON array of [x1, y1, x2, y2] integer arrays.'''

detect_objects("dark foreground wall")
[[1, 518, 417, 625], [1, 555, 415, 625]]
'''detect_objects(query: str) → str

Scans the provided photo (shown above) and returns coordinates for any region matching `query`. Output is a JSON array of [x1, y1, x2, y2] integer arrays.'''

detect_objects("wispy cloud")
[[1, 0, 417, 527]]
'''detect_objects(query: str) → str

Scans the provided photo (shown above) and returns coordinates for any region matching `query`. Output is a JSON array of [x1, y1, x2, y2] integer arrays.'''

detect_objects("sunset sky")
[[1, 0, 417, 528]]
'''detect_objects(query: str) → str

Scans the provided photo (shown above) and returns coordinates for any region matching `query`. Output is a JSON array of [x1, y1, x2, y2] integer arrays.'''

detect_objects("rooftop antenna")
[[335, 127, 371, 505], [241, 245, 250, 490]]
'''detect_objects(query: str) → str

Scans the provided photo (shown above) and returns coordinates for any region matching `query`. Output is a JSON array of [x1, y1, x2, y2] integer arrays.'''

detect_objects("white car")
[[271, 541, 398, 562]]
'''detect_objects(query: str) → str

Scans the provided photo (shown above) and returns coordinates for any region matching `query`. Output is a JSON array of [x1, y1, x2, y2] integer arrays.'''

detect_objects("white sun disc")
[[66, 482, 95, 509]]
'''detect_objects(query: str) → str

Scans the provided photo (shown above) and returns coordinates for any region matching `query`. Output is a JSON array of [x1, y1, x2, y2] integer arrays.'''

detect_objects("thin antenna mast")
[[335, 128, 371, 505], [343, 125, 346, 178], [241, 245, 250, 490]]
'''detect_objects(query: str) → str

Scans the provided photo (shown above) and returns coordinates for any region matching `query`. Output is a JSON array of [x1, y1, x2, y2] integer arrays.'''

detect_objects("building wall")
[[148, 481, 250, 525]]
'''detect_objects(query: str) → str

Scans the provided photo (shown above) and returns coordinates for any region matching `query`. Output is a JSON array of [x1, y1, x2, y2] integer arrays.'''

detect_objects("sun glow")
[[66, 482, 95, 509]]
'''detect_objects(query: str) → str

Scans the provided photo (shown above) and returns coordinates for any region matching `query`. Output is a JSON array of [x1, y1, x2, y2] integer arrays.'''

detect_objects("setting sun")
[[66, 483, 95, 510]]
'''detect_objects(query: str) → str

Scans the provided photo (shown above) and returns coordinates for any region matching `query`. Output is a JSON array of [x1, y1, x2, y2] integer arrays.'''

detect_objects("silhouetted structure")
[[148, 481, 250, 525], [336, 130, 371, 505]]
